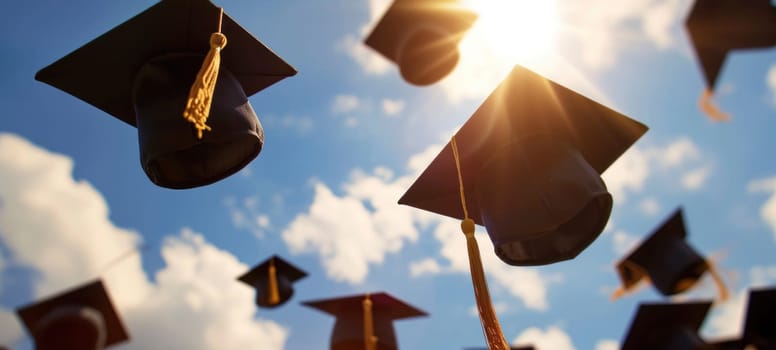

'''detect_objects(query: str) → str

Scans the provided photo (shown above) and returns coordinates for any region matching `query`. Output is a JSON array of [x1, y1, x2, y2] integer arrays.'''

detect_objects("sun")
[[463, 0, 559, 62]]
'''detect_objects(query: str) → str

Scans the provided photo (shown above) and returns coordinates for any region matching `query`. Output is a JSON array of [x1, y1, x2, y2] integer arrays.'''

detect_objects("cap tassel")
[[183, 7, 227, 139], [268, 257, 281, 305], [706, 260, 729, 302], [451, 136, 510, 350], [363, 294, 378, 350], [610, 261, 649, 301], [698, 89, 730, 122]]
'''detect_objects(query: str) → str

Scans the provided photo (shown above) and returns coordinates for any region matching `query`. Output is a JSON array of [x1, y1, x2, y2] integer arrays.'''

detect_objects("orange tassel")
[[268, 258, 280, 305], [363, 294, 378, 350], [183, 8, 226, 139], [707, 260, 729, 302], [698, 89, 730, 122]]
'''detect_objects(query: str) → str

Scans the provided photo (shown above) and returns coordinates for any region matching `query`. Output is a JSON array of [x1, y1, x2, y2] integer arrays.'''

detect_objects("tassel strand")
[[363, 294, 378, 350], [268, 257, 281, 305]]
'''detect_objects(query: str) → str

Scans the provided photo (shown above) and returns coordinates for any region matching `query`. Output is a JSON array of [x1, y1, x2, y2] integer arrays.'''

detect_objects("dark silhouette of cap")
[[685, 0, 776, 90], [16, 279, 129, 349], [302, 292, 428, 350], [237, 255, 308, 309], [615, 208, 711, 297], [621, 301, 714, 350], [399, 65, 648, 266], [740, 287, 776, 349], [465, 346, 534, 350], [364, 0, 477, 86], [708, 338, 744, 350], [35, 0, 296, 189]]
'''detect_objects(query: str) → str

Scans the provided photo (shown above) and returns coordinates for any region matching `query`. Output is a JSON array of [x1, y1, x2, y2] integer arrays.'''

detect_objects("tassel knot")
[[461, 218, 476, 236]]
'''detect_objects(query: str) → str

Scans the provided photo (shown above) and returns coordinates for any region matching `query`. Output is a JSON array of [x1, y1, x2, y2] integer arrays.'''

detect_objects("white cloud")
[[409, 258, 443, 277], [612, 230, 640, 255], [0, 133, 287, 350], [682, 166, 710, 190], [595, 339, 619, 350], [337, 0, 393, 76], [381, 98, 405, 116], [750, 265, 776, 287], [224, 196, 272, 239], [263, 114, 314, 135], [639, 197, 661, 216], [768, 64, 776, 105], [0, 307, 23, 348], [748, 176, 776, 241], [512, 326, 576, 350], [657, 137, 701, 168], [331, 94, 361, 115], [703, 289, 747, 339], [602, 146, 650, 204]]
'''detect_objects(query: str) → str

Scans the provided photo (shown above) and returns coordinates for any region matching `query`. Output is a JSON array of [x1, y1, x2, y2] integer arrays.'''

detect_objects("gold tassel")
[[182, 8, 227, 139], [610, 261, 649, 301], [363, 294, 378, 350], [698, 89, 730, 122], [707, 260, 729, 302], [268, 257, 281, 305], [451, 137, 510, 350]]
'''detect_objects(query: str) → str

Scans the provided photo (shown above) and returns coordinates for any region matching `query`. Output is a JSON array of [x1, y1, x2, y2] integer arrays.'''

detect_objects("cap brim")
[[35, 0, 296, 126], [622, 301, 712, 350], [302, 292, 428, 320], [237, 255, 308, 287], [398, 65, 648, 223], [16, 279, 129, 347], [364, 0, 477, 62]]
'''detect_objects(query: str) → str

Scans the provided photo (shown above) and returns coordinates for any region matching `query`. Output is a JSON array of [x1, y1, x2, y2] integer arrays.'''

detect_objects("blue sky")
[[1, 0, 775, 349]]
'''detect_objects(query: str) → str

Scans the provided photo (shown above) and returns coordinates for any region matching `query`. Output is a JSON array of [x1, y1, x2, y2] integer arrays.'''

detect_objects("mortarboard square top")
[[237, 255, 308, 308], [685, 0, 776, 90], [364, 0, 477, 64], [238, 255, 308, 287], [622, 301, 713, 350], [399, 65, 647, 266], [17, 279, 129, 347], [35, 0, 297, 126]]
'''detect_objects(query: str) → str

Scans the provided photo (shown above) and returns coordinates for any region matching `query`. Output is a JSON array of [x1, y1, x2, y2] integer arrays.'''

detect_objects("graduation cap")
[[35, 0, 296, 189], [685, 0, 776, 91], [612, 208, 728, 299], [464, 346, 535, 350], [621, 301, 714, 350], [237, 255, 308, 309], [302, 292, 428, 350], [399, 64, 647, 349], [16, 279, 129, 350], [364, 0, 477, 86], [740, 287, 776, 349]]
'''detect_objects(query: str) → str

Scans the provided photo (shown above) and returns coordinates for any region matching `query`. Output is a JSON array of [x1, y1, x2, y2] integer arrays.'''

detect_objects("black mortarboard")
[[364, 0, 477, 86], [685, 0, 776, 90], [302, 292, 428, 350], [740, 287, 776, 349], [614, 208, 723, 298], [237, 255, 308, 309], [621, 301, 714, 350], [399, 64, 648, 266], [36, 0, 296, 189], [16, 279, 129, 349]]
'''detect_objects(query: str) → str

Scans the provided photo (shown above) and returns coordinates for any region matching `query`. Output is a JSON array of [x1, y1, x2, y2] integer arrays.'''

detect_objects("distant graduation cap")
[[35, 0, 296, 189], [464, 346, 535, 350], [685, 0, 776, 91], [612, 208, 728, 300], [621, 301, 714, 350], [302, 292, 428, 350], [364, 0, 477, 86], [738, 287, 776, 349], [399, 64, 647, 349], [16, 279, 129, 350], [237, 255, 307, 309]]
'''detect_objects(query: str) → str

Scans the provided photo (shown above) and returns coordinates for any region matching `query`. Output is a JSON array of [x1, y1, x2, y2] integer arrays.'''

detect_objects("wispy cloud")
[[331, 94, 361, 115], [768, 64, 776, 106], [595, 339, 619, 350], [262, 114, 314, 135], [748, 176, 776, 241], [511, 326, 576, 350], [337, 0, 393, 76], [224, 196, 272, 239], [639, 197, 661, 216], [381, 98, 406, 116], [0, 133, 288, 350]]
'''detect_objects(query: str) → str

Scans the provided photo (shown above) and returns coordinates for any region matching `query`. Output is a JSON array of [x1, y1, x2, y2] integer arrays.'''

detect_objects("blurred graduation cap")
[[16, 279, 129, 350], [364, 0, 477, 86], [237, 255, 307, 309], [35, 0, 296, 189], [399, 64, 647, 349], [621, 301, 714, 350], [302, 292, 427, 350], [739, 287, 776, 349], [685, 0, 776, 91], [612, 208, 728, 300], [464, 346, 534, 350]]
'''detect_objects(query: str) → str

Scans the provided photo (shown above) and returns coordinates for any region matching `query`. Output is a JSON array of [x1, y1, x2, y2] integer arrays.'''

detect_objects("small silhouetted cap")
[[302, 292, 428, 350], [685, 0, 776, 90], [616, 208, 709, 296], [622, 301, 714, 350], [16, 279, 129, 349], [465, 346, 535, 350], [399, 65, 648, 266], [741, 287, 776, 348], [364, 0, 477, 86], [35, 0, 296, 189], [237, 255, 307, 308]]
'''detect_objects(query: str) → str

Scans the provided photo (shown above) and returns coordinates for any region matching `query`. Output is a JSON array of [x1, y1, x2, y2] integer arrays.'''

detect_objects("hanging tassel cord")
[[182, 7, 227, 139], [707, 260, 729, 302], [363, 294, 378, 350], [268, 257, 281, 305], [451, 136, 510, 350], [698, 89, 731, 122], [610, 261, 650, 301]]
